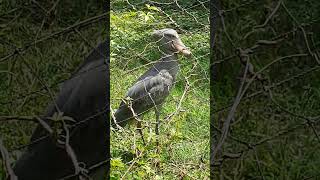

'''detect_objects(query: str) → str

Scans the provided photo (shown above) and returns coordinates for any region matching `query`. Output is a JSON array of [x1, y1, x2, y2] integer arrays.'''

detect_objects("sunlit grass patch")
[[110, 2, 209, 179]]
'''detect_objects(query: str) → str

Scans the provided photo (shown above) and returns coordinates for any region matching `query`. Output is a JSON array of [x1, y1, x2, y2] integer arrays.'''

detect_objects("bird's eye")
[[166, 34, 175, 38]]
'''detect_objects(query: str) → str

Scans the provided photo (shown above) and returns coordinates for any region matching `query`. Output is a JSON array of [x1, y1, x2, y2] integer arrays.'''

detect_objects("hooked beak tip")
[[181, 49, 192, 57], [173, 40, 192, 58]]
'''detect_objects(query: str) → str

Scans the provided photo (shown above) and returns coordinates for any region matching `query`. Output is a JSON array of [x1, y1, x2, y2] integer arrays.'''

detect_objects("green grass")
[[212, 0, 320, 179], [0, 1, 105, 178], [110, 1, 209, 179]]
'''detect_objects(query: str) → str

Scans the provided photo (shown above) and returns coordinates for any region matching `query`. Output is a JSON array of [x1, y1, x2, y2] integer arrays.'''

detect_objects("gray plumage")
[[13, 41, 109, 180], [113, 28, 191, 128]]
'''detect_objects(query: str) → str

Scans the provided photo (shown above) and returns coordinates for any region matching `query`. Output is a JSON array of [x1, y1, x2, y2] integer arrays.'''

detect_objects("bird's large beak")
[[173, 39, 192, 58]]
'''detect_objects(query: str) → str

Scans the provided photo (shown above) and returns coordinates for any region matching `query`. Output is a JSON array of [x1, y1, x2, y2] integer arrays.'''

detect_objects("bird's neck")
[[160, 53, 178, 62], [154, 53, 179, 78]]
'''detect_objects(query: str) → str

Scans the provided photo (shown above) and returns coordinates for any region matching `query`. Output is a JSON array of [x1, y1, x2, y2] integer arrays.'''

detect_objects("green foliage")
[[0, 0, 105, 177], [213, 0, 320, 179]]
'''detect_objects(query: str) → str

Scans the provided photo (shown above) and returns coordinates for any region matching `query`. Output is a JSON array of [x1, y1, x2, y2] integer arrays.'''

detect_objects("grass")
[[212, 0, 320, 179], [110, 1, 210, 179], [0, 1, 105, 178]]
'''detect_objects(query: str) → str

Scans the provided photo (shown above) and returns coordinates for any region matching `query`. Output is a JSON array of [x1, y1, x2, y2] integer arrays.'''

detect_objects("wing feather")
[[126, 70, 173, 101]]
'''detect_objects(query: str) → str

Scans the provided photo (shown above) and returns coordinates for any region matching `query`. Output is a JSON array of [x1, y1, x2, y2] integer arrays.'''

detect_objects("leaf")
[[137, 171, 146, 177], [111, 158, 125, 169], [143, 165, 153, 174], [145, 15, 150, 22], [127, 11, 138, 17], [146, 4, 160, 12]]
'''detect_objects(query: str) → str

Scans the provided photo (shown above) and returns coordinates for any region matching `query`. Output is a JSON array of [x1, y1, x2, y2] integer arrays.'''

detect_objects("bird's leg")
[[155, 108, 160, 136], [136, 119, 146, 145], [155, 105, 162, 151]]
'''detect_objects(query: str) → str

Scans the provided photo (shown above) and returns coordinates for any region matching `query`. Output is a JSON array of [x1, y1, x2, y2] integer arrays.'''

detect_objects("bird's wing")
[[31, 58, 108, 141], [31, 48, 108, 136], [113, 69, 173, 126], [14, 42, 109, 180], [126, 69, 174, 100]]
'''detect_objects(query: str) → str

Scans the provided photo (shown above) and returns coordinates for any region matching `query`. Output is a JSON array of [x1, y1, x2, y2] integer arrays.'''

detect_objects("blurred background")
[[0, 0, 106, 178], [212, 0, 320, 179]]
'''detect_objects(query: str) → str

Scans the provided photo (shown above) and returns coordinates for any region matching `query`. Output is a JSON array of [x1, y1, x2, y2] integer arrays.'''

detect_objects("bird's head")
[[152, 28, 192, 58]]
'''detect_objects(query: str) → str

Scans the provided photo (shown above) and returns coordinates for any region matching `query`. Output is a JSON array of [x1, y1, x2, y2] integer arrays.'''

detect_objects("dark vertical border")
[[105, 0, 111, 179], [210, 0, 220, 179], [102, 0, 111, 179]]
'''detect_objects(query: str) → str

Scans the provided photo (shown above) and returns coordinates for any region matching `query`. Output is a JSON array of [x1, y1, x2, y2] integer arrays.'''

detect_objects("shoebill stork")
[[112, 28, 191, 140], [12, 41, 109, 180]]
